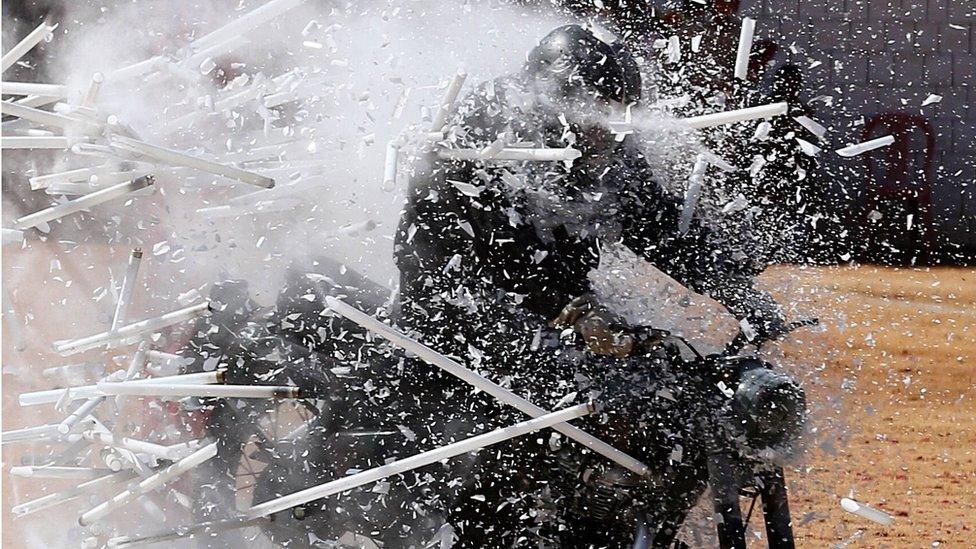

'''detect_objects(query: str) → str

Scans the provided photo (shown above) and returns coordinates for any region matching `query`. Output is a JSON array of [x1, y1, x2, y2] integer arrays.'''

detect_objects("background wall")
[[737, 0, 975, 260]]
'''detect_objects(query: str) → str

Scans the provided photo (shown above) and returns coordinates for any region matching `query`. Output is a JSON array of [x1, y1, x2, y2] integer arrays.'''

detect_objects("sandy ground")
[[2, 262, 974, 547], [763, 265, 976, 548]]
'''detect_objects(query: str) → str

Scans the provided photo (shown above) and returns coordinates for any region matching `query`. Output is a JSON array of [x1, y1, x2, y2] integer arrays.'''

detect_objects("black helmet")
[[525, 25, 641, 106]]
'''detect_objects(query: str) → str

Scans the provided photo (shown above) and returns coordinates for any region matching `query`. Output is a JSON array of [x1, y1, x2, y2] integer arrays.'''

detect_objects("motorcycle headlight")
[[732, 367, 806, 451]]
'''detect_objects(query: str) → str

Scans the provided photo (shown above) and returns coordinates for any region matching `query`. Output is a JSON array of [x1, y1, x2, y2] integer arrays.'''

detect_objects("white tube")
[[840, 498, 893, 526], [430, 70, 467, 131], [1, 135, 76, 149], [112, 249, 144, 330], [13, 176, 152, 230], [1, 424, 60, 444], [81, 72, 104, 108], [14, 94, 61, 108], [110, 136, 274, 188], [58, 396, 106, 434], [1, 20, 57, 73], [0, 100, 102, 132], [246, 403, 591, 518], [107, 56, 163, 82], [20, 370, 224, 406], [10, 466, 112, 480], [55, 301, 210, 355], [437, 147, 582, 162], [324, 297, 649, 476], [679, 155, 708, 235], [11, 470, 137, 517], [734, 18, 756, 80], [97, 382, 301, 400], [1, 81, 67, 96], [83, 431, 176, 460], [191, 0, 306, 52], [682, 102, 788, 129], [382, 142, 399, 191], [29, 166, 97, 189], [835, 135, 895, 157], [79, 442, 218, 525]]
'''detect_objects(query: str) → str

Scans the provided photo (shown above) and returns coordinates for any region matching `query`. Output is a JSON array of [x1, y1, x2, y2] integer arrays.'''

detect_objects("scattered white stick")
[[794, 115, 827, 139], [325, 297, 649, 476], [840, 497, 893, 526], [835, 135, 895, 157], [58, 396, 106, 434], [1, 81, 67, 97], [14, 94, 62, 108], [679, 155, 708, 234], [437, 147, 581, 162], [29, 166, 99, 189], [1, 20, 57, 73], [191, 0, 306, 52], [79, 442, 218, 525], [0, 100, 102, 132], [11, 470, 137, 517], [81, 72, 104, 108], [1, 424, 60, 444], [110, 136, 274, 188], [83, 431, 178, 461], [382, 142, 399, 191], [11, 175, 154, 230], [97, 382, 301, 400], [1, 136, 76, 149], [246, 403, 591, 518], [734, 18, 756, 80], [54, 301, 210, 355], [430, 70, 467, 132], [112, 249, 144, 331], [20, 370, 224, 406], [10, 466, 112, 480], [682, 102, 788, 129]]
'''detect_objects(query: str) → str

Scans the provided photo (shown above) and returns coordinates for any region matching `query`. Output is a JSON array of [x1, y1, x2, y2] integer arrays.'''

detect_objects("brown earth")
[[761, 265, 976, 548], [3, 262, 975, 547]]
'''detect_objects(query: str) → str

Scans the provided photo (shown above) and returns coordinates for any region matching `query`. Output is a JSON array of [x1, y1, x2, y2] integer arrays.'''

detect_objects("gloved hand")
[[551, 294, 635, 358]]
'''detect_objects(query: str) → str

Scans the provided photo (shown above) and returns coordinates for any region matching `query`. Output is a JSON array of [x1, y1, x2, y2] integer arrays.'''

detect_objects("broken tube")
[[112, 249, 144, 331], [54, 301, 210, 355], [20, 370, 224, 406], [1, 136, 76, 149], [96, 382, 302, 400], [437, 147, 582, 162], [0, 100, 102, 132], [110, 136, 274, 188], [733, 18, 756, 80], [58, 396, 106, 434], [0, 81, 68, 97], [382, 142, 399, 191], [682, 102, 788, 129], [840, 497, 893, 526], [11, 470, 137, 517], [12, 175, 154, 231], [190, 0, 306, 52], [325, 296, 649, 476], [429, 70, 467, 131], [78, 442, 218, 525], [246, 403, 591, 518], [10, 466, 112, 480], [1, 20, 57, 73], [835, 135, 895, 157], [83, 431, 178, 461]]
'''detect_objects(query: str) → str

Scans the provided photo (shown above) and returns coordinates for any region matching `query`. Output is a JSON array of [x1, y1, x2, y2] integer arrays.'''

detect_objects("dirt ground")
[[2, 263, 974, 547], [762, 265, 976, 548]]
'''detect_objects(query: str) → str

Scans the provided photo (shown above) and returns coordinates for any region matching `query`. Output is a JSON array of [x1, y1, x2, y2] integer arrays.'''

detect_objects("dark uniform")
[[389, 25, 787, 546]]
